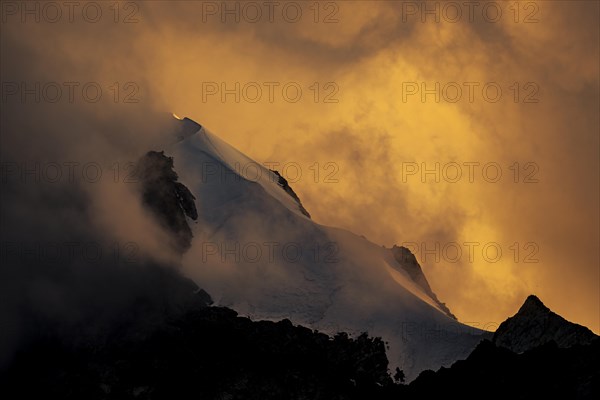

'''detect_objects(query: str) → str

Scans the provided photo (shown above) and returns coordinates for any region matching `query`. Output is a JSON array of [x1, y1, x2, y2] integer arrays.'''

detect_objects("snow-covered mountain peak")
[[170, 116, 311, 221], [166, 115, 489, 381]]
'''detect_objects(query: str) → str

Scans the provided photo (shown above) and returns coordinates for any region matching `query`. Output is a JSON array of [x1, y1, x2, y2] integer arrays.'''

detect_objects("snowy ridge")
[[167, 116, 489, 381], [175, 122, 310, 220]]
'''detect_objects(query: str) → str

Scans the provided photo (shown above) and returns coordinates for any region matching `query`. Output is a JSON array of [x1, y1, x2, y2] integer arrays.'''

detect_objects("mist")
[[1, 1, 598, 367]]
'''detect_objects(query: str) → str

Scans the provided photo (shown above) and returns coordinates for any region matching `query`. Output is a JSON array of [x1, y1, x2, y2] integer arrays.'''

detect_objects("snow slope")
[[167, 116, 488, 381]]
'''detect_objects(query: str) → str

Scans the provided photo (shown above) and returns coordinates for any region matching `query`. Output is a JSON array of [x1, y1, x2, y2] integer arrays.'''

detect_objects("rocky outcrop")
[[136, 151, 198, 254], [270, 169, 311, 218], [390, 245, 456, 319], [492, 295, 598, 353]]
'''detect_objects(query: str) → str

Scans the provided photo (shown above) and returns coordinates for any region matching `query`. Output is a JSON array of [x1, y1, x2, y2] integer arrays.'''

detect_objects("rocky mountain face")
[[493, 295, 598, 353], [390, 245, 456, 319], [270, 169, 311, 218], [135, 151, 198, 254]]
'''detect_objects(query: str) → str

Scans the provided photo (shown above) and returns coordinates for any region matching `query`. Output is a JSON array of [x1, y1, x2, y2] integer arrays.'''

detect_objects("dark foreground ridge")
[[4, 285, 599, 399], [408, 295, 600, 399], [409, 338, 600, 399], [2, 285, 397, 399]]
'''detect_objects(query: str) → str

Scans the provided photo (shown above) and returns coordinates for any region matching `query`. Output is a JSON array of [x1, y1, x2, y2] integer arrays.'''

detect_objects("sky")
[[1, 0, 598, 334]]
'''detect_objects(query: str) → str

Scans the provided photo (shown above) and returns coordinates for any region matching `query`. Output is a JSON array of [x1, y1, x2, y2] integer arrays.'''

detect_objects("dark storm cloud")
[[0, 10, 194, 367]]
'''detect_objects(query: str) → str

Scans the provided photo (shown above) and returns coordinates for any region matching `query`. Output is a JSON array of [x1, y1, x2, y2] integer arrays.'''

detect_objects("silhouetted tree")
[[394, 367, 405, 383]]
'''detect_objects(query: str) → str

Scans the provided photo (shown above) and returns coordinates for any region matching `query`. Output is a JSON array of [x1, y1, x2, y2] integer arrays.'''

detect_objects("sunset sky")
[[1, 1, 598, 333]]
